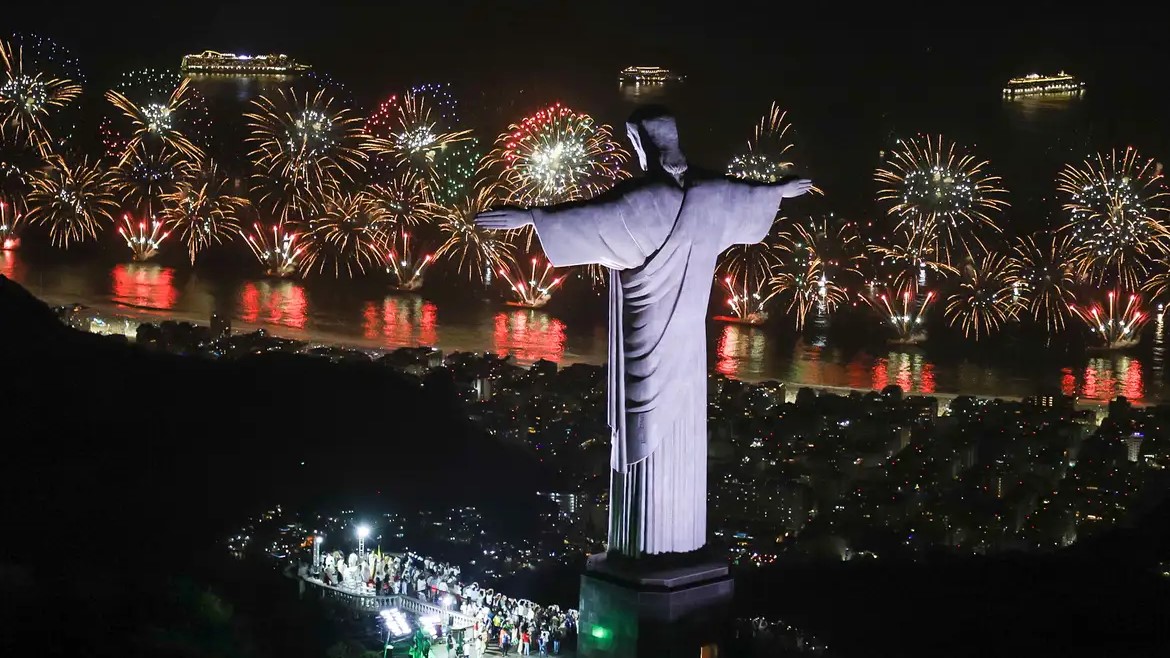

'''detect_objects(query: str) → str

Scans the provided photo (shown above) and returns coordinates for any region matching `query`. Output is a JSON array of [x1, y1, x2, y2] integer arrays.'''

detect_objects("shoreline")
[[38, 290, 1132, 415]]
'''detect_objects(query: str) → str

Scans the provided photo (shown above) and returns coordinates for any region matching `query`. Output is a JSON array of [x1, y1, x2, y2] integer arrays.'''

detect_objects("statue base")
[[577, 553, 733, 658]]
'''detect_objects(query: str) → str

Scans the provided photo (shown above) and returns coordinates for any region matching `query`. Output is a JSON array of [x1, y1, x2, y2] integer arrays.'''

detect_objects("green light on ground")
[[590, 626, 611, 640]]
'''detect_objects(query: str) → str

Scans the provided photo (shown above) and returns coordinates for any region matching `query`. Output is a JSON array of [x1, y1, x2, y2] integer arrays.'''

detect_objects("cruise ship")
[[1002, 71, 1084, 98], [619, 66, 684, 84], [180, 50, 310, 75]]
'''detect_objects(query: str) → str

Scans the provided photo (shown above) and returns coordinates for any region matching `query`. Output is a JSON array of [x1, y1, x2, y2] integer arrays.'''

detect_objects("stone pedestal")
[[578, 554, 732, 658]]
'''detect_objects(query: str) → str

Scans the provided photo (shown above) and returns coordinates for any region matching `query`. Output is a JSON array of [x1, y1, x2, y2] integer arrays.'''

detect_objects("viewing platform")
[[301, 576, 478, 629]]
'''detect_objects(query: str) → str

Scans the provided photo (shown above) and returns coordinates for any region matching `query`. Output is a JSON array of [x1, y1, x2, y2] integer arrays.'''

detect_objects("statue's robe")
[[529, 172, 786, 555]]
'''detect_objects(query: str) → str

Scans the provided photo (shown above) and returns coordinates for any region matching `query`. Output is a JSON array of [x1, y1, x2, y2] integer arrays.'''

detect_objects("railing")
[[305, 578, 476, 628]]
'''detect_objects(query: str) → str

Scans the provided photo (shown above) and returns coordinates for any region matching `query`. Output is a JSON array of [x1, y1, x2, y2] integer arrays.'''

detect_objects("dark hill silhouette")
[[0, 274, 550, 570]]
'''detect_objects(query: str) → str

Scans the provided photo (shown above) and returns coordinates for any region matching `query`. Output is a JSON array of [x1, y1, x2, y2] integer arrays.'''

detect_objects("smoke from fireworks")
[[435, 184, 514, 282], [876, 135, 1008, 263], [384, 229, 432, 291], [944, 252, 1019, 339], [497, 254, 564, 308], [1057, 147, 1170, 289], [27, 154, 117, 248], [487, 103, 629, 206], [162, 158, 248, 263], [1070, 290, 1150, 349], [302, 190, 388, 278], [862, 284, 935, 344], [1006, 233, 1079, 333], [117, 213, 170, 262], [0, 38, 82, 156], [245, 221, 305, 278], [246, 88, 366, 196]]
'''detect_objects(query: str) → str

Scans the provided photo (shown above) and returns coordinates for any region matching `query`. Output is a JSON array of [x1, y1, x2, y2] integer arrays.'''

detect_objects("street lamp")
[[357, 524, 370, 558], [312, 534, 324, 574]]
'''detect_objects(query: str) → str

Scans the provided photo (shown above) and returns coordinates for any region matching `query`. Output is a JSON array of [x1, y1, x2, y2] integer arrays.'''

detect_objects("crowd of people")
[[305, 549, 578, 655]]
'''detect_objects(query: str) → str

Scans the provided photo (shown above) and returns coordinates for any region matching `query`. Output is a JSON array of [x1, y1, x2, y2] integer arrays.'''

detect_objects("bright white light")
[[315, 535, 324, 543], [380, 608, 411, 636], [418, 615, 440, 637], [357, 525, 370, 539]]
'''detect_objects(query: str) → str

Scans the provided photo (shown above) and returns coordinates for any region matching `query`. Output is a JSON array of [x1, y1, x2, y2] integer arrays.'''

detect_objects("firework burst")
[[1006, 233, 1079, 332], [246, 88, 366, 196], [0, 196, 24, 249], [104, 73, 207, 163], [0, 131, 42, 199], [117, 213, 170, 262], [1056, 147, 1170, 289], [718, 272, 778, 325], [727, 103, 820, 193], [365, 88, 472, 182], [944, 252, 1019, 339], [776, 214, 867, 309], [498, 254, 564, 308], [867, 226, 957, 293], [110, 146, 183, 216], [769, 261, 825, 329], [718, 222, 783, 284], [431, 137, 482, 206], [487, 102, 629, 206], [27, 154, 117, 248], [861, 284, 935, 345], [384, 229, 432, 291], [728, 103, 795, 182], [245, 221, 305, 278], [0, 38, 82, 156], [1070, 290, 1150, 350], [369, 168, 433, 229], [302, 190, 388, 277], [1142, 258, 1170, 304], [161, 159, 248, 263], [435, 184, 514, 282], [876, 135, 1008, 263]]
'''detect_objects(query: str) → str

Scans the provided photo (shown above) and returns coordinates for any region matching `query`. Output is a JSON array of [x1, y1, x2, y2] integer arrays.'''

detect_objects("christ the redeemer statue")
[[477, 106, 812, 557]]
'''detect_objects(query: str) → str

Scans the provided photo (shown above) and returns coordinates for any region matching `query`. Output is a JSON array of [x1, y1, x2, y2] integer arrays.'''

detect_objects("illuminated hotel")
[[1002, 71, 1085, 98], [618, 66, 684, 84], [181, 51, 310, 74]]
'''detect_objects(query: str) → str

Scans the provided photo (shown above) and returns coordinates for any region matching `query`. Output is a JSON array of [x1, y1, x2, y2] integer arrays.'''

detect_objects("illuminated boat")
[[181, 50, 310, 75], [619, 66, 684, 84], [1002, 71, 1084, 98]]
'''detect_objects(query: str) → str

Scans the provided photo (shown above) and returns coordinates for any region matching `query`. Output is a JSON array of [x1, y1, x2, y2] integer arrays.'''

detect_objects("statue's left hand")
[[474, 207, 532, 231], [779, 178, 814, 199]]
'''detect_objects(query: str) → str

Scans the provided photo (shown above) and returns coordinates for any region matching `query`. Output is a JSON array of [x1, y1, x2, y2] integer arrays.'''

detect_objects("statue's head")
[[626, 105, 687, 183]]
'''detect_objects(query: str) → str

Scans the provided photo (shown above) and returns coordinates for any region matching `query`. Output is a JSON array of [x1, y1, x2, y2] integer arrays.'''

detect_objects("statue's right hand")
[[474, 207, 532, 231]]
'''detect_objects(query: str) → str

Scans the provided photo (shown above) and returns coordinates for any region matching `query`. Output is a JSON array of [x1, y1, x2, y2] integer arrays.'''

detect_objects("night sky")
[[7, 3, 1164, 92], [6, 3, 1168, 221]]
